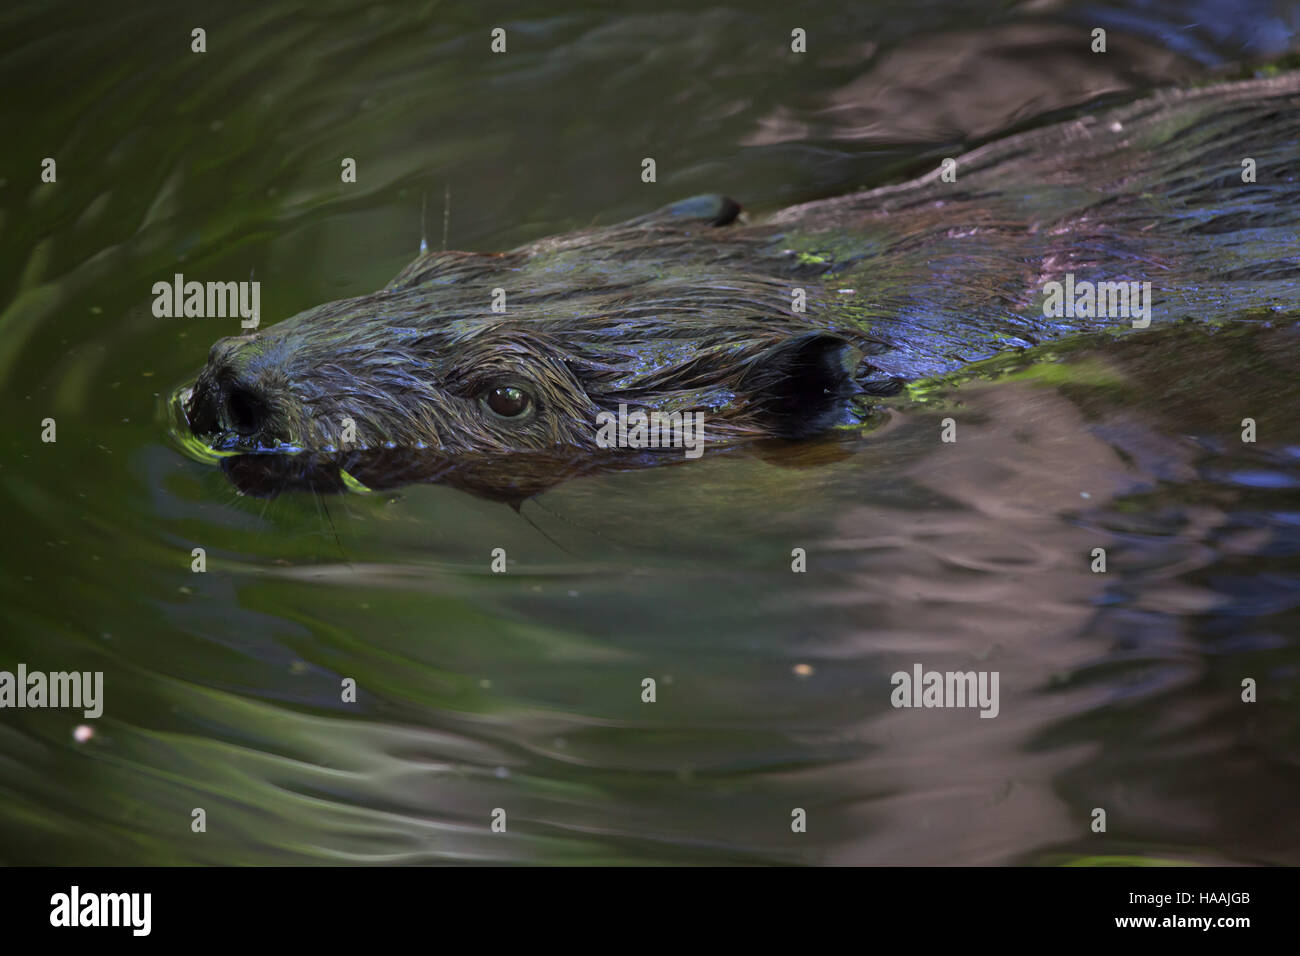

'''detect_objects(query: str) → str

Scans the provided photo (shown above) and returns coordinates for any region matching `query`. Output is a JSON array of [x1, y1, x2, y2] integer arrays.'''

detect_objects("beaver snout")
[[185, 335, 289, 451], [185, 375, 273, 446], [222, 385, 271, 436]]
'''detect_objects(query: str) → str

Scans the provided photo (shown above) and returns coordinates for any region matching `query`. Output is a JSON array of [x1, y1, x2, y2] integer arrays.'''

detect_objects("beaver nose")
[[225, 385, 268, 436], [200, 335, 273, 438]]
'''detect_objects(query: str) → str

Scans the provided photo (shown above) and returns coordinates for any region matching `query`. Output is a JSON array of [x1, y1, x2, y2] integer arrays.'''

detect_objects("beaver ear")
[[743, 332, 863, 439], [628, 194, 742, 227]]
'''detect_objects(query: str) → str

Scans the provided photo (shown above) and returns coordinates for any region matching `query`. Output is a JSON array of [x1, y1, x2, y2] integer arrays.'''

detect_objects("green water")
[[2, 0, 1298, 865]]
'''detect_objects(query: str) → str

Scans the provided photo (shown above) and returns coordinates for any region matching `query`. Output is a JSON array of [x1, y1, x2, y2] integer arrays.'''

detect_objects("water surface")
[[2, 0, 1299, 865]]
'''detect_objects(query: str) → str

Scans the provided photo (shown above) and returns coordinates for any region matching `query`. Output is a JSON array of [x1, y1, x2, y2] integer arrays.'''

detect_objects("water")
[[2, 0, 1298, 865]]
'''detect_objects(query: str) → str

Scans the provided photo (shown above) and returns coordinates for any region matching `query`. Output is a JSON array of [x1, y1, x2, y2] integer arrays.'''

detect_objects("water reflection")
[[2, 0, 1298, 865]]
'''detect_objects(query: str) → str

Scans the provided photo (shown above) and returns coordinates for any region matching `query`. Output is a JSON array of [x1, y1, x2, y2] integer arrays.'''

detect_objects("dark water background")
[[2, 0, 1299, 864]]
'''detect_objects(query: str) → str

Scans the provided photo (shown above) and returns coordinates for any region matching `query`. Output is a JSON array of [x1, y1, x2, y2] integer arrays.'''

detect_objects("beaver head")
[[184, 196, 884, 485]]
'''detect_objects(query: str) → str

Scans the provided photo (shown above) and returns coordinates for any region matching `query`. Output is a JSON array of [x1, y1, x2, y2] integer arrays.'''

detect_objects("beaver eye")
[[483, 385, 533, 419]]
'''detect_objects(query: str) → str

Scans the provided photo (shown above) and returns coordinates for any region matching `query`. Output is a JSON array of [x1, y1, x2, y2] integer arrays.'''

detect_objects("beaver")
[[181, 73, 1300, 498]]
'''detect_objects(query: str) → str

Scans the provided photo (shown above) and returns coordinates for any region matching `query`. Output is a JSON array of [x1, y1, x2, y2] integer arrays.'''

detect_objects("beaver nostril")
[[225, 387, 267, 436]]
